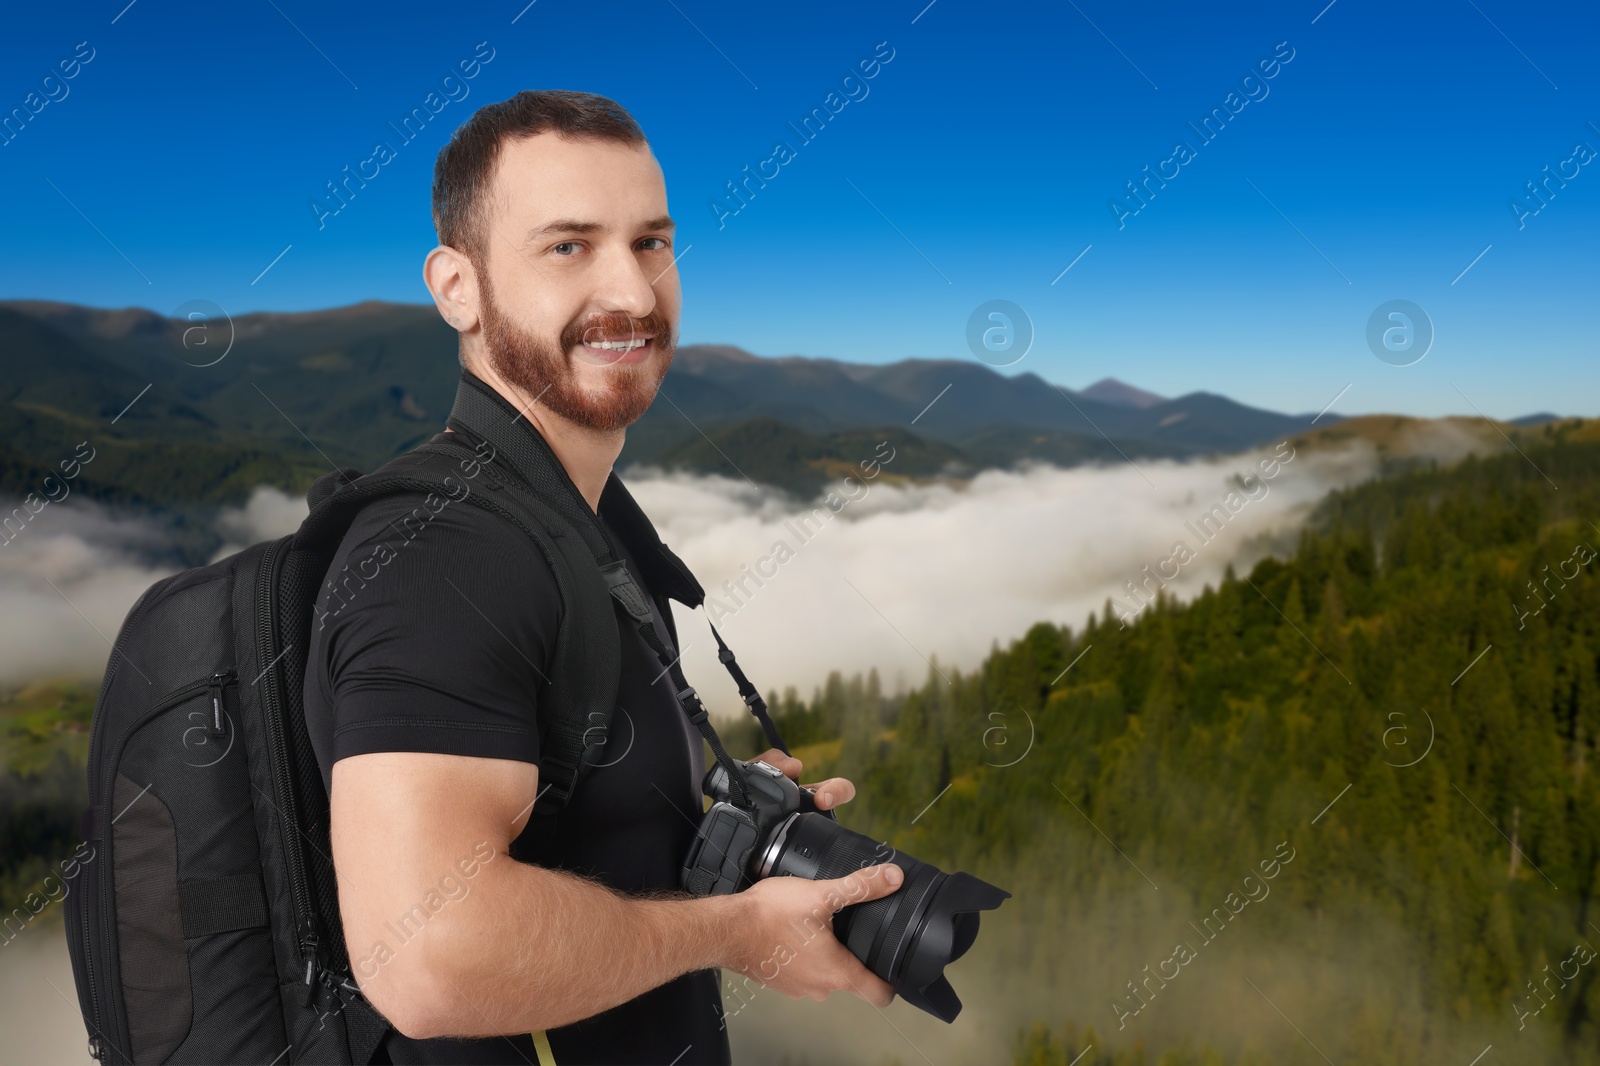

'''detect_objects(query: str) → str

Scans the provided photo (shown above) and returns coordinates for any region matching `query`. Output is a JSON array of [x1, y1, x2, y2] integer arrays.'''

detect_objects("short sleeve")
[[312, 490, 558, 769]]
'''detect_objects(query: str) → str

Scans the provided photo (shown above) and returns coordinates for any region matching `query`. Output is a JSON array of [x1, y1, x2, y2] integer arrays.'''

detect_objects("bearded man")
[[303, 90, 902, 1066]]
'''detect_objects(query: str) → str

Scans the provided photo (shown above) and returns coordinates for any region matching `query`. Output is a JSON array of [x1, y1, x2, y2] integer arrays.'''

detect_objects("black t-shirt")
[[304, 429, 731, 1066]]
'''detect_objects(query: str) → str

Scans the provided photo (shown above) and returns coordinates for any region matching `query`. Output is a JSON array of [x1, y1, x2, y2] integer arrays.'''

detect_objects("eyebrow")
[[524, 214, 675, 246]]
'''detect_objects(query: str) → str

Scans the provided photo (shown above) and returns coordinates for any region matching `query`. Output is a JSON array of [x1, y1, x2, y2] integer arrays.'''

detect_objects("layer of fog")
[[0, 488, 306, 690], [1, 441, 1403, 705], [211, 485, 310, 559], [640, 440, 1388, 714]]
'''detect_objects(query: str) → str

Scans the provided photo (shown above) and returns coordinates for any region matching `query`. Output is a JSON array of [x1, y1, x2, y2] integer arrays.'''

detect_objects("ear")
[[423, 244, 480, 335]]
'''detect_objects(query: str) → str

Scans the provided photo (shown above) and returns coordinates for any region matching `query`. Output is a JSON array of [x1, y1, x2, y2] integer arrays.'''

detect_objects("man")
[[303, 90, 903, 1066]]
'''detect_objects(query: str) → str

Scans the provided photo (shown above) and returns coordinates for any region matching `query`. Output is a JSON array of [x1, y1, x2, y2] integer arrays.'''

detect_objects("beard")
[[478, 271, 676, 432]]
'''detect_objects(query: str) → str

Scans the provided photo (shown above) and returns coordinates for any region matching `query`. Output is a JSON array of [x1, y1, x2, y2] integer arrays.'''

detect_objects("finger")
[[802, 776, 856, 810], [824, 862, 903, 910], [750, 748, 802, 780], [862, 975, 896, 1009], [836, 959, 896, 1009]]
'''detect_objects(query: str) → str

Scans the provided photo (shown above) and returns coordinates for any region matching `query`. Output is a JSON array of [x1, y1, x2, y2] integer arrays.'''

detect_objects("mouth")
[[577, 335, 655, 365]]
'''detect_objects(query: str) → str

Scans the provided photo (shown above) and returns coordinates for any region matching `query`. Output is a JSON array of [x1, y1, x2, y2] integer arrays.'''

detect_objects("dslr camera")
[[680, 757, 1009, 1022]]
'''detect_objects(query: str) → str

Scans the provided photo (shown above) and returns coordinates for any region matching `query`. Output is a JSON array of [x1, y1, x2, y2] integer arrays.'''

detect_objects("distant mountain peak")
[[1079, 377, 1168, 409]]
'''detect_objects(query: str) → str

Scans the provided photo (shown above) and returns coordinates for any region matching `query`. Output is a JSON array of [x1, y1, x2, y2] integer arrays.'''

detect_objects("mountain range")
[[1, 298, 1350, 503]]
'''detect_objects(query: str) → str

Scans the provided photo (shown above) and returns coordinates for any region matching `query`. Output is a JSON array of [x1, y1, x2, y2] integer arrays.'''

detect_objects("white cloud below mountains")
[[0, 443, 1390, 711]]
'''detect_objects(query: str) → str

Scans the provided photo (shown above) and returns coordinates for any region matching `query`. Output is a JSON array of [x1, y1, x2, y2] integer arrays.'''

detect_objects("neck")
[[461, 355, 623, 513]]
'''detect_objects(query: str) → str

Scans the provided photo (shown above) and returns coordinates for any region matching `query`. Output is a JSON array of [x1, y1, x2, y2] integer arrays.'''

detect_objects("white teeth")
[[588, 338, 647, 351]]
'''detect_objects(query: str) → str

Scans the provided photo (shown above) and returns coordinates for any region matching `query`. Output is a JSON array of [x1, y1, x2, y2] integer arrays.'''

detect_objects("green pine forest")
[[723, 425, 1600, 1064], [6, 425, 1600, 1063]]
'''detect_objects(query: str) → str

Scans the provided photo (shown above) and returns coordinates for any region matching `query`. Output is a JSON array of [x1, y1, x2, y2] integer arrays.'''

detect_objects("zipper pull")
[[207, 672, 229, 736], [301, 931, 321, 1007]]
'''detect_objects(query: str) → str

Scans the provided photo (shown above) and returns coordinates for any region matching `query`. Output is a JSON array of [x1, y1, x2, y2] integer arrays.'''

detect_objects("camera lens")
[[762, 812, 1008, 1022]]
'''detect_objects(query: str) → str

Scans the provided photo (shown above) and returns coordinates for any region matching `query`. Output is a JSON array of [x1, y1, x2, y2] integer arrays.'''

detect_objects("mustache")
[[563, 310, 674, 354]]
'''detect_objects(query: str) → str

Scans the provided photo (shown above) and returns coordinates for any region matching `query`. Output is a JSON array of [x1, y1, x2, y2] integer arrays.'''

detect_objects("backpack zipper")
[[85, 667, 239, 1062], [250, 538, 324, 1006]]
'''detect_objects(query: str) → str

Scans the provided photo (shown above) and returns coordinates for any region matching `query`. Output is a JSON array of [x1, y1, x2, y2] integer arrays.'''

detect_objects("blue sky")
[[2, 0, 1595, 419]]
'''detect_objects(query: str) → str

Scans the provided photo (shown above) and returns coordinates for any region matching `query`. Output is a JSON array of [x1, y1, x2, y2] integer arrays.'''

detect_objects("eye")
[[639, 237, 670, 251], [553, 241, 581, 256]]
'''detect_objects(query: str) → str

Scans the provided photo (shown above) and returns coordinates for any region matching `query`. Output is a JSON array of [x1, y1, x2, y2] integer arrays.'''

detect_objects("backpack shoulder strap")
[[444, 371, 791, 789], [442, 373, 761, 802], [294, 436, 621, 816]]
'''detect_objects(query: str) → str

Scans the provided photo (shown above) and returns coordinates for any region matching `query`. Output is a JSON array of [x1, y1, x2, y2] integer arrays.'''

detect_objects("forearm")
[[410, 856, 746, 1038]]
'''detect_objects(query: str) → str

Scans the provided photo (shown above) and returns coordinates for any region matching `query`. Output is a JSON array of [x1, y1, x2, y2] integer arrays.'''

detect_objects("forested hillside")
[[729, 423, 1600, 1064]]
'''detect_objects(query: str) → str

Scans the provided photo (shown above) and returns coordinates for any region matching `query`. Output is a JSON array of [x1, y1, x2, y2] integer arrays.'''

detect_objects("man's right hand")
[[724, 863, 904, 1008], [332, 747, 906, 1038]]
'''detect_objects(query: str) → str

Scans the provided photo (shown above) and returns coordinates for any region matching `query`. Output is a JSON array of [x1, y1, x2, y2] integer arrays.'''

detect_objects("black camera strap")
[[708, 621, 790, 756], [600, 560, 752, 808]]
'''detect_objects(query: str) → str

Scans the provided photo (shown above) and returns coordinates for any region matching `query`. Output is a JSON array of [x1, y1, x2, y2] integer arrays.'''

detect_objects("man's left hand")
[[748, 748, 855, 812]]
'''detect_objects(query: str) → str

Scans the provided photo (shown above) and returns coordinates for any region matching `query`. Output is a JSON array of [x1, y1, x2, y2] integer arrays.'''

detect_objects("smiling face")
[[472, 131, 680, 432]]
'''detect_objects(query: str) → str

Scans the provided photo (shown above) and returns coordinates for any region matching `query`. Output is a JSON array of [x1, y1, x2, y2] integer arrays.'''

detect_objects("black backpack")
[[63, 370, 783, 1064]]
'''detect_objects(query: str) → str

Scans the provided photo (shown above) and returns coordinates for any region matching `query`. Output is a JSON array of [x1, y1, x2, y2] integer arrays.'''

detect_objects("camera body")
[[680, 757, 847, 897], [680, 757, 1009, 1022]]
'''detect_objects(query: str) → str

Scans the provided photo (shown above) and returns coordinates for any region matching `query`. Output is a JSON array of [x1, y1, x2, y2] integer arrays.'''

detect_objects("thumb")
[[827, 862, 904, 910]]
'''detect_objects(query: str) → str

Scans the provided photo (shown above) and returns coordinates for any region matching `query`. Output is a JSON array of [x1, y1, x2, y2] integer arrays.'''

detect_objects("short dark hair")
[[431, 90, 647, 272]]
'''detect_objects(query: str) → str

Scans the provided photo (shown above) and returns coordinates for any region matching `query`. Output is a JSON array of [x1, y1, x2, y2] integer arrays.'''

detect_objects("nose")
[[590, 241, 658, 322]]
